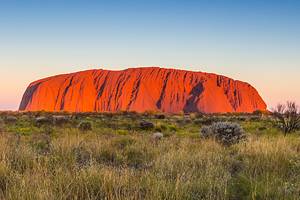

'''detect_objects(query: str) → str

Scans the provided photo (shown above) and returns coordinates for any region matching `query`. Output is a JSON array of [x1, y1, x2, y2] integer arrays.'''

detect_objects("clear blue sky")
[[1, 0, 299, 110]]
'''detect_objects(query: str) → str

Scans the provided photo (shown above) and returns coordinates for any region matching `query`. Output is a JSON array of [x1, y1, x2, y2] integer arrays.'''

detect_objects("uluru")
[[19, 67, 267, 113]]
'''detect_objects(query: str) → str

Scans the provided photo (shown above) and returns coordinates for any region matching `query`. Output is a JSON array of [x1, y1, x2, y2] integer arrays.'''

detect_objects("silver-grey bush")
[[201, 122, 246, 146]]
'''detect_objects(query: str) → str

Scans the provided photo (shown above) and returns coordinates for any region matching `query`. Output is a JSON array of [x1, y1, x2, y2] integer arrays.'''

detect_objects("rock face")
[[19, 67, 267, 113]]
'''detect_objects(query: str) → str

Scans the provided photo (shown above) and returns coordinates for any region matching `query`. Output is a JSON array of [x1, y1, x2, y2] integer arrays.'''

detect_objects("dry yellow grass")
[[0, 129, 299, 200]]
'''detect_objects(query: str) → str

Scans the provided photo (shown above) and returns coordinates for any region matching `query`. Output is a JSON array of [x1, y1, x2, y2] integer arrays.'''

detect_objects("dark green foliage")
[[140, 121, 154, 130], [155, 114, 166, 119], [258, 126, 267, 131], [155, 123, 178, 133]]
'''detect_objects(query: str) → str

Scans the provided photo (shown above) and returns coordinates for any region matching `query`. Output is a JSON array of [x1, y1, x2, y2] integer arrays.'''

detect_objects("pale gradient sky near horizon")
[[0, 0, 299, 110]]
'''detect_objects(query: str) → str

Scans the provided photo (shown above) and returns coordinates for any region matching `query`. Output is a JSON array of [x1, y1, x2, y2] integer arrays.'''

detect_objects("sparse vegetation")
[[78, 121, 92, 131], [0, 111, 298, 199], [273, 101, 300, 135]]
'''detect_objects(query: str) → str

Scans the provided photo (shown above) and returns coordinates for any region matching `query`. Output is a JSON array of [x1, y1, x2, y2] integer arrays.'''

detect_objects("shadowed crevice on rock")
[[19, 82, 41, 110], [183, 82, 204, 113], [127, 77, 142, 110], [156, 71, 171, 109], [60, 77, 74, 110]]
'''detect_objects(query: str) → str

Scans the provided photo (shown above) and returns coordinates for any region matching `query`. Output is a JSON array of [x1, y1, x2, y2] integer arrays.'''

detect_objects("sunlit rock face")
[[19, 67, 267, 113]]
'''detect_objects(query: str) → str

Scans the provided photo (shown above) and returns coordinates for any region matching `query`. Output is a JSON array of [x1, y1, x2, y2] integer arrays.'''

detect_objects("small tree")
[[273, 101, 300, 135]]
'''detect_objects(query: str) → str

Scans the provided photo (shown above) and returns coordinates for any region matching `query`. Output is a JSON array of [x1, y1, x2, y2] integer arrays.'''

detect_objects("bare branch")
[[272, 101, 300, 135]]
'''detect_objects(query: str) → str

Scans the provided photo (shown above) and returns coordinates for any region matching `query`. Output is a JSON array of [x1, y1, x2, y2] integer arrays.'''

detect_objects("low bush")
[[4, 116, 17, 124], [115, 129, 129, 135], [155, 123, 177, 132], [152, 132, 163, 141], [154, 123, 168, 132], [53, 115, 69, 126], [167, 124, 178, 132], [35, 116, 52, 127], [140, 121, 154, 130], [201, 122, 246, 146], [78, 121, 92, 131], [155, 114, 166, 119]]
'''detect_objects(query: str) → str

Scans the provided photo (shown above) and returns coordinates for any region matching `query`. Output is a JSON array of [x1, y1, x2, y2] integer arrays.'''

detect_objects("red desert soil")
[[19, 67, 267, 113]]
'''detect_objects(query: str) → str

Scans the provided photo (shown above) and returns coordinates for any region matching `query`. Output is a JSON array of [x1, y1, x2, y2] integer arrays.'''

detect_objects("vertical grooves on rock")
[[96, 75, 108, 100], [19, 68, 267, 113], [60, 77, 74, 111], [126, 75, 142, 110], [114, 73, 129, 109], [156, 71, 171, 109]]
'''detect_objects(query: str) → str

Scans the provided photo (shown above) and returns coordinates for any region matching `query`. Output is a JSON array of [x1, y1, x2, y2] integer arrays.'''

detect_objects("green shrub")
[[152, 132, 163, 141], [78, 121, 92, 131], [168, 124, 178, 132], [155, 123, 177, 132], [116, 129, 129, 135], [154, 123, 168, 132]]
